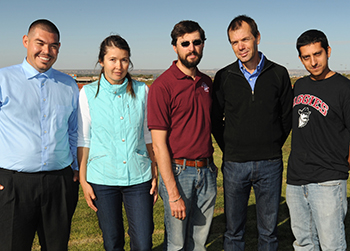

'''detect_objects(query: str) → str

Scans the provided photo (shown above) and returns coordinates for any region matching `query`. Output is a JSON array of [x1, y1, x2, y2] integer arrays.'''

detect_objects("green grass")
[[32, 134, 350, 250]]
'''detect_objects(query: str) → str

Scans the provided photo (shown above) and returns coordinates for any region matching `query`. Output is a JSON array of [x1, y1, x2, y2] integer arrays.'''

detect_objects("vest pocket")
[[135, 150, 150, 170], [88, 155, 107, 164]]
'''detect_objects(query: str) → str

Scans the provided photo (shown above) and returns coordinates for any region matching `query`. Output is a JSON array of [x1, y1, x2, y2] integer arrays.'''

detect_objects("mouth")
[[38, 55, 52, 63], [187, 52, 198, 60], [239, 51, 248, 58]]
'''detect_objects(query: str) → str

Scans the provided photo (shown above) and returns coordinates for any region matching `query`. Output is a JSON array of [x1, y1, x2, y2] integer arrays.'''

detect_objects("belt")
[[0, 165, 72, 174], [171, 157, 213, 168]]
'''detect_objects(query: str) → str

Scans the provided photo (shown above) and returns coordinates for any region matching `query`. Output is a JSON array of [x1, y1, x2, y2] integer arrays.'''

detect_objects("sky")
[[1, 0, 350, 71]]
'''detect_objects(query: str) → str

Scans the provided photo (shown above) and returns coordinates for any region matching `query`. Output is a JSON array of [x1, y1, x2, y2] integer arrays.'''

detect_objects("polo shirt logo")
[[201, 82, 209, 93]]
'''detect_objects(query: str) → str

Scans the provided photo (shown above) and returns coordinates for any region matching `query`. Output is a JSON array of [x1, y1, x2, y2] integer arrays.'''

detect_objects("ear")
[[22, 35, 29, 49], [327, 46, 331, 58], [99, 60, 104, 68], [173, 44, 178, 54], [256, 32, 261, 45], [298, 56, 303, 64]]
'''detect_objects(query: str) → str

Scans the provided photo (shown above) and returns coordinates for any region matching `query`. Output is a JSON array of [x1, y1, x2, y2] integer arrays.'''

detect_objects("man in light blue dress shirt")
[[0, 19, 79, 250]]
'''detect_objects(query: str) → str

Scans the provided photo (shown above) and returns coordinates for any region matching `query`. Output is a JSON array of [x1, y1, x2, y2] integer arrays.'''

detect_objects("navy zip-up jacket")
[[211, 58, 293, 162]]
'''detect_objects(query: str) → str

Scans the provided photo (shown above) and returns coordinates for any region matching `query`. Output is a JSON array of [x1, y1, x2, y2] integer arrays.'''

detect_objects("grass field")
[[32, 134, 350, 250]]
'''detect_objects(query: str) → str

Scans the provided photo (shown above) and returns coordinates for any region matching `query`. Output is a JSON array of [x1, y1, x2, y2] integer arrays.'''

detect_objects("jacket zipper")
[[228, 63, 272, 102], [228, 70, 256, 102]]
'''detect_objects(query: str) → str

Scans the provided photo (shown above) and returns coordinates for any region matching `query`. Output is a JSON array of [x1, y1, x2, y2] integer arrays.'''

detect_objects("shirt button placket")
[[40, 75, 49, 170]]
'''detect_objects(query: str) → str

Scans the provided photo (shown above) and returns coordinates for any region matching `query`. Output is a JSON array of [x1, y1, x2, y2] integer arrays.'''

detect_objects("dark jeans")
[[223, 158, 283, 251], [91, 181, 154, 251], [0, 166, 79, 251]]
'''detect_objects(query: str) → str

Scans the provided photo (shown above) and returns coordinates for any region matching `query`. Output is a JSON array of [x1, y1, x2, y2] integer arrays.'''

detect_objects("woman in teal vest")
[[77, 35, 157, 251]]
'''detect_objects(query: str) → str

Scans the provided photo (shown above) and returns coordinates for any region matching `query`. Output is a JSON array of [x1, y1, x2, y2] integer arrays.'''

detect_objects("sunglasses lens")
[[181, 41, 190, 47], [180, 40, 203, 47], [193, 40, 202, 46]]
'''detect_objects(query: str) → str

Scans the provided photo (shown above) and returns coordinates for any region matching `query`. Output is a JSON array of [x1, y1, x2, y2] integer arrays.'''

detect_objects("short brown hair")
[[227, 15, 259, 42], [171, 20, 206, 46]]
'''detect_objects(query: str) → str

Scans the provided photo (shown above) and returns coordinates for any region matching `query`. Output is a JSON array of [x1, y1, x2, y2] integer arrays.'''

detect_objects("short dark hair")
[[227, 15, 259, 42], [296, 29, 329, 57], [28, 19, 60, 41], [171, 20, 206, 46]]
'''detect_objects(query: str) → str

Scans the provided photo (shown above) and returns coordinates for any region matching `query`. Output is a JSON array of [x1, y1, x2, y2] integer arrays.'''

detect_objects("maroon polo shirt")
[[148, 61, 214, 159]]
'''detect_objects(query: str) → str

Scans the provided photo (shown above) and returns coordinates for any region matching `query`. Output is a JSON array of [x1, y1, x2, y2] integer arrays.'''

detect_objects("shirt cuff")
[[71, 159, 79, 171]]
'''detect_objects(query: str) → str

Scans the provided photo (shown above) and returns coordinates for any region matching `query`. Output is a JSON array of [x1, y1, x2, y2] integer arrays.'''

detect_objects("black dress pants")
[[0, 166, 79, 251]]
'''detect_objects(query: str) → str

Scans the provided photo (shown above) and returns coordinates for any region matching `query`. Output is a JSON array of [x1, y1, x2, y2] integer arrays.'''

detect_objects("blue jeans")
[[223, 158, 283, 251], [286, 180, 347, 251], [159, 162, 217, 251], [91, 181, 154, 251]]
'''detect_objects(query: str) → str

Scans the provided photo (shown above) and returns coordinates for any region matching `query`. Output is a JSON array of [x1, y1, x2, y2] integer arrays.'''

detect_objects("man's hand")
[[73, 170, 79, 182], [170, 197, 186, 220]]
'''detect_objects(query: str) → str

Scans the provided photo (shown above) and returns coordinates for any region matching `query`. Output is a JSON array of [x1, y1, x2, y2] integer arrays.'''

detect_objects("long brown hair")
[[95, 35, 135, 98]]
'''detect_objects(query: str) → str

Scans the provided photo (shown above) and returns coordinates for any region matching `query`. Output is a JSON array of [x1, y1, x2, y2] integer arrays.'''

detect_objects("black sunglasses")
[[180, 39, 203, 48]]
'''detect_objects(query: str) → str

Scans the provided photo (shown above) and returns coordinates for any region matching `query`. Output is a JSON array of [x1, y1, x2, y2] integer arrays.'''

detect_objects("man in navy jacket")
[[211, 15, 293, 250]]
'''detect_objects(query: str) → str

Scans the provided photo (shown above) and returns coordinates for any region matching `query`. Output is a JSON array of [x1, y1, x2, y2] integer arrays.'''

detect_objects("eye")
[[192, 40, 203, 46], [181, 41, 190, 47]]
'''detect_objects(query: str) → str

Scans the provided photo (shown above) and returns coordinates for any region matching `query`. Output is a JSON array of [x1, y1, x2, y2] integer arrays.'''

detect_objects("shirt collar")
[[170, 60, 202, 80], [100, 73, 128, 94], [238, 51, 265, 74], [21, 58, 54, 80]]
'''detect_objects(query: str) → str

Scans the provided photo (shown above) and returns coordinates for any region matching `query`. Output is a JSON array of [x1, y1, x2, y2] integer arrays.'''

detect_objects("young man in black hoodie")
[[211, 15, 293, 250]]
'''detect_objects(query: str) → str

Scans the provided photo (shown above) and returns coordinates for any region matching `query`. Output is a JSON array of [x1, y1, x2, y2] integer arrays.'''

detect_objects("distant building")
[[75, 76, 98, 89]]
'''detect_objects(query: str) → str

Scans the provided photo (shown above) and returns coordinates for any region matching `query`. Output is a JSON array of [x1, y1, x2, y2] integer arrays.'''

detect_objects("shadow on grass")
[[346, 197, 350, 247], [153, 195, 350, 251], [153, 243, 163, 251], [206, 196, 294, 251]]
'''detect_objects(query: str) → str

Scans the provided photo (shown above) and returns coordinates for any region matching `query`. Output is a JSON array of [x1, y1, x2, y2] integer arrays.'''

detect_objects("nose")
[[187, 42, 195, 52], [238, 41, 244, 51], [115, 60, 122, 69], [310, 56, 317, 67], [42, 44, 50, 54]]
